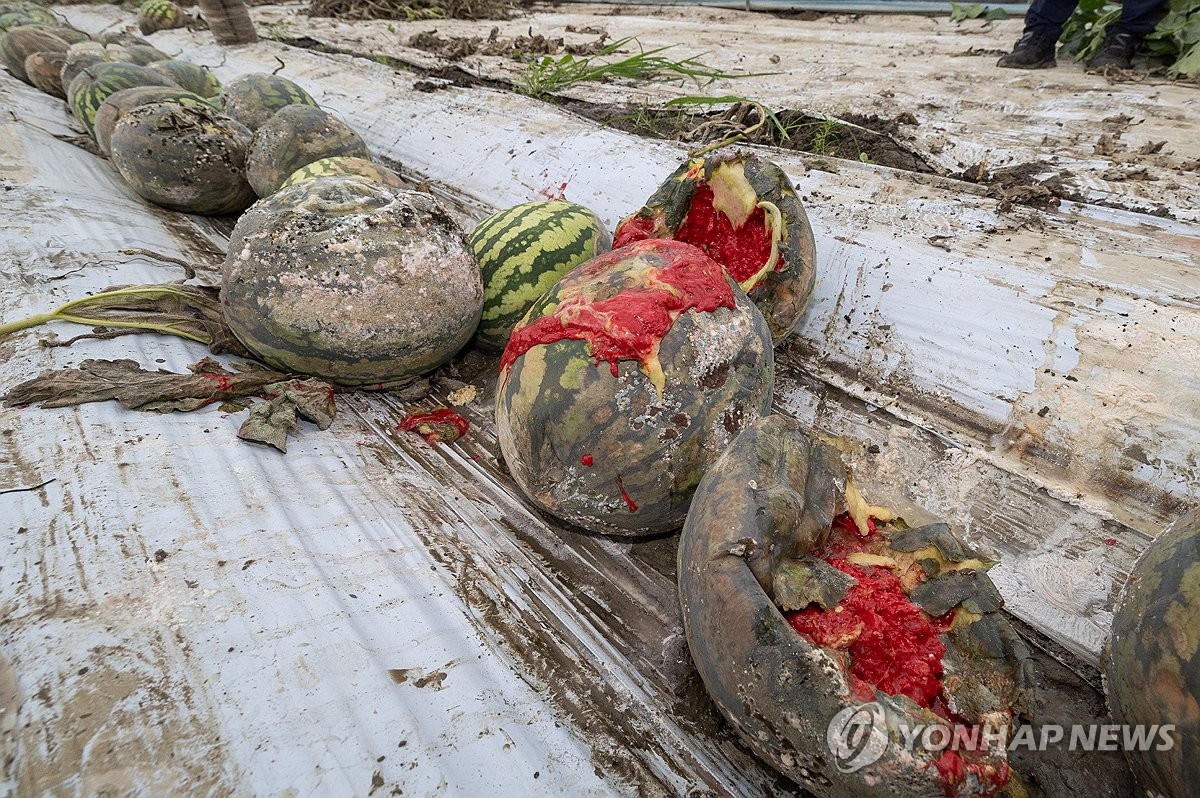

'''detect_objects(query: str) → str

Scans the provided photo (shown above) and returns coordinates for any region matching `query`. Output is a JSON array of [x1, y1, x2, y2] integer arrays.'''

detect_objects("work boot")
[[1087, 29, 1138, 69], [997, 28, 1058, 69]]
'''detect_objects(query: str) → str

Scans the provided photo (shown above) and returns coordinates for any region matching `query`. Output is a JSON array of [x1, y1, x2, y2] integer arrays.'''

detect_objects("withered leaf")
[[17, 283, 251, 357], [237, 380, 337, 453], [2, 358, 289, 411]]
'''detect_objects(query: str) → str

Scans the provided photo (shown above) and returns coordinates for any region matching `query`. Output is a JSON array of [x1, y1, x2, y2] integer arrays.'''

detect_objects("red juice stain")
[[200, 372, 233, 392], [786, 514, 946, 709], [615, 474, 638, 512], [398, 408, 469, 445], [499, 240, 735, 377], [580, 454, 593, 467]]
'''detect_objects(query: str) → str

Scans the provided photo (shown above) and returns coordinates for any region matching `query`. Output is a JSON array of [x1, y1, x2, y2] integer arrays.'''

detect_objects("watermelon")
[[94, 86, 212, 157], [468, 200, 611, 353], [0, 5, 55, 30], [679, 415, 1031, 797], [495, 238, 773, 537], [218, 73, 318, 132], [1105, 509, 1200, 797], [146, 58, 220, 98], [1, 25, 67, 83], [614, 151, 817, 342], [112, 43, 170, 66], [58, 41, 104, 88], [244, 105, 371, 197], [23, 49, 65, 97], [68, 61, 178, 137], [109, 103, 256, 215], [222, 177, 483, 386], [280, 156, 403, 191], [137, 0, 187, 35]]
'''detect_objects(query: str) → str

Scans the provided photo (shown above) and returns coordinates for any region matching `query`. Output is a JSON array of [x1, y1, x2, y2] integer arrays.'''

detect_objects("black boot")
[[1087, 29, 1139, 69], [997, 28, 1058, 69]]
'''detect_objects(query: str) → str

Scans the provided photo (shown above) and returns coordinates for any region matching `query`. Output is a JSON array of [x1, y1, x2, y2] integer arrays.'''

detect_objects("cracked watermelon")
[[95, 86, 213, 157], [495, 238, 773, 537], [679, 416, 1031, 797], [614, 151, 817, 342]]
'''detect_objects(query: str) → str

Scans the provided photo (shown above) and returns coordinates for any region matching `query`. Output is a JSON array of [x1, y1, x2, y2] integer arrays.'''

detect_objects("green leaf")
[[1168, 40, 1200, 76]]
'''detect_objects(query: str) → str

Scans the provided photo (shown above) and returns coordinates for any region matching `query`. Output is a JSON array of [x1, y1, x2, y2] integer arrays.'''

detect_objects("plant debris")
[[308, 0, 514, 22], [3, 358, 338, 451], [0, 283, 250, 356], [238, 380, 337, 452], [408, 26, 610, 58]]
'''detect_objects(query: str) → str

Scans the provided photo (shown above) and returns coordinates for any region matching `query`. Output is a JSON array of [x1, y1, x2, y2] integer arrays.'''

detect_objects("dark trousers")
[[1026, 0, 1169, 37]]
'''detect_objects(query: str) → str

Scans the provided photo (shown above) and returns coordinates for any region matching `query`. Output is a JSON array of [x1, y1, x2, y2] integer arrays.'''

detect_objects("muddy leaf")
[[2, 358, 289, 411], [237, 380, 337, 452], [773, 557, 857, 611]]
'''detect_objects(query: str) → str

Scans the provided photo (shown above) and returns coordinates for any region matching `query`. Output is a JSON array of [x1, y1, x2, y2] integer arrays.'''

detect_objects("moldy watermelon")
[[222, 177, 483, 386]]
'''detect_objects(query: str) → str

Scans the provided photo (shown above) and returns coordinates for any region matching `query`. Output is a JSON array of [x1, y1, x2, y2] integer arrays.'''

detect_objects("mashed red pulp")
[[499, 241, 735, 376], [399, 408, 469, 445], [786, 514, 948, 709], [675, 184, 773, 284], [612, 185, 773, 286]]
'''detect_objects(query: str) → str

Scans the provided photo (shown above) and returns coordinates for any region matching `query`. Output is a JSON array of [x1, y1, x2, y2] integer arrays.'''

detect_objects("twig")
[[0, 478, 56, 496]]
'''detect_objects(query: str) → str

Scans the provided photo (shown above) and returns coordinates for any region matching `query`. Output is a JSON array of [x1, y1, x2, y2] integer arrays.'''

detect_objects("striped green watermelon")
[[245, 104, 371, 197], [614, 152, 817, 343], [468, 200, 611, 353], [147, 58, 220, 98], [137, 0, 186, 35], [495, 238, 773, 537], [0, 5, 56, 31], [222, 177, 483, 386], [218, 72, 318, 132], [68, 61, 177, 137], [280, 156, 403, 191]]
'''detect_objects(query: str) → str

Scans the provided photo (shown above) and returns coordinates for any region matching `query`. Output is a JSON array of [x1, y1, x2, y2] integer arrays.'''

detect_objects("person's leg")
[[1024, 0, 1083, 39], [997, 0, 1079, 69], [1088, 0, 1169, 68], [1115, 0, 1170, 35]]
